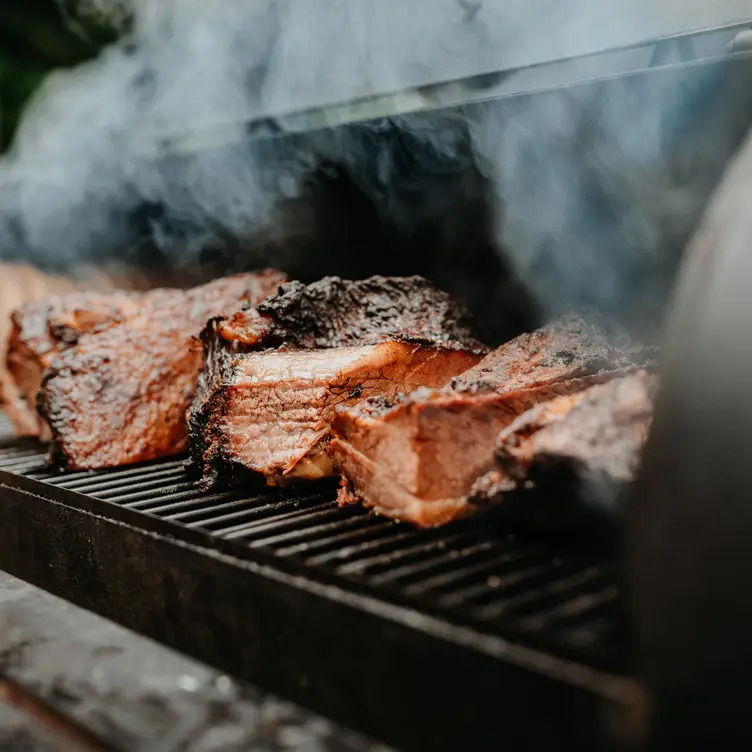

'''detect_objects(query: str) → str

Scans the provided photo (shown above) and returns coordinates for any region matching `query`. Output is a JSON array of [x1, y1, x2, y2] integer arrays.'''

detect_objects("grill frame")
[[0, 424, 639, 751]]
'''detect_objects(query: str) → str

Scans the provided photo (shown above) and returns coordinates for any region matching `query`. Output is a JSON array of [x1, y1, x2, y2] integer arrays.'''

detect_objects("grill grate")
[[0, 414, 626, 671]]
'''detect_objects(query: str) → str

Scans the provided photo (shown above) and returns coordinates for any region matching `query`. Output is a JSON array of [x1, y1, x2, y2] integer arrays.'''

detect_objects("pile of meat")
[[6, 271, 285, 467], [1, 269, 658, 528], [189, 276, 487, 487]]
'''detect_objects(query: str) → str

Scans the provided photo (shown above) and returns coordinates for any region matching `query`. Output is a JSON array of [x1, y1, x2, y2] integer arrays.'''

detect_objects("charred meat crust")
[[187, 328, 237, 486], [213, 276, 488, 353], [39, 271, 285, 470], [470, 370, 657, 511], [447, 313, 634, 393], [4, 289, 161, 437], [39, 331, 205, 470], [12, 291, 144, 352]]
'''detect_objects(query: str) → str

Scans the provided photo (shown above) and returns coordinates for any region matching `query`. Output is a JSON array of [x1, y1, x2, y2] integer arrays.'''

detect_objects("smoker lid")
[[138, 1, 752, 154]]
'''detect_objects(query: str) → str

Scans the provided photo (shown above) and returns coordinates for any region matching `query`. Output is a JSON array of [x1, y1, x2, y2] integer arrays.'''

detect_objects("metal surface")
[[138, 1, 752, 145], [0, 570, 392, 752], [151, 43, 752, 156], [0, 416, 638, 751], [632, 127, 752, 750]]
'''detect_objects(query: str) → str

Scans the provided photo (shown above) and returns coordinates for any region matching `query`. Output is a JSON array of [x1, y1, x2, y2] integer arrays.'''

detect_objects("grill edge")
[[0, 415, 638, 751]]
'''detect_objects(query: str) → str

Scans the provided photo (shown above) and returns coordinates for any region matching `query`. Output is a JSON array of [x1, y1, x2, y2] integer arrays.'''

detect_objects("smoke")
[[470, 58, 752, 334], [0, 3, 478, 266], [1, 1, 751, 340]]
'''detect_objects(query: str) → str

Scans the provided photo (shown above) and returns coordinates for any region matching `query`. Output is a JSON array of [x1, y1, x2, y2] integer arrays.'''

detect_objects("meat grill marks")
[[3, 289, 174, 437], [331, 315, 637, 526], [470, 370, 656, 514], [189, 276, 487, 488], [38, 271, 285, 470]]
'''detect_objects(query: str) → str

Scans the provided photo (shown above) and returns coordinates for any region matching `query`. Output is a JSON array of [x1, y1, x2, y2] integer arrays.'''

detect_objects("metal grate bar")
[[401, 547, 549, 597], [518, 586, 621, 631], [439, 561, 579, 609], [95, 481, 196, 503], [24, 470, 62, 481], [250, 513, 383, 551], [131, 491, 235, 515], [335, 533, 473, 576], [47, 459, 188, 486], [305, 528, 419, 567], [0, 445, 47, 458], [277, 521, 402, 560], [165, 496, 257, 523], [0, 446, 46, 461], [367, 539, 500, 586], [417, 553, 562, 605], [564, 617, 620, 649], [482, 565, 614, 618], [223, 502, 348, 541], [0, 457, 48, 474], [187, 499, 306, 531], [55, 466, 188, 493], [0, 417, 625, 671]]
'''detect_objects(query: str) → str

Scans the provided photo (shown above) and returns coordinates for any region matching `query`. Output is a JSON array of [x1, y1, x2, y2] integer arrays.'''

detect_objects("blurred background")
[[0, 2, 120, 152]]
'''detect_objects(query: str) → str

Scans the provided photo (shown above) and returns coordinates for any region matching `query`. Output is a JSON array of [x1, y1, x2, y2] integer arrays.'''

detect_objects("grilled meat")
[[331, 315, 636, 526], [38, 271, 285, 470], [470, 370, 656, 512], [189, 276, 486, 487], [212, 275, 487, 352], [193, 342, 481, 486], [0, 265, 84, 436], [4, 290, 168, 437]]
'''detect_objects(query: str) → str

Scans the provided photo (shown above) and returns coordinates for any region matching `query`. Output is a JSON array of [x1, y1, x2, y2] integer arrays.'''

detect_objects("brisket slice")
[[470, 370, 656, 513], [189, 276, 487, 487], [38, 271, 285, 470], [330, 315, 637, 526], [192, 342, 482, 487], [4, 289, 171, 437]]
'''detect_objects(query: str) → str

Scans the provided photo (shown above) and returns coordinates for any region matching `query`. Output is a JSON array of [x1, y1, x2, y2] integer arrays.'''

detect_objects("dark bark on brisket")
[[3, 289, 167, 437], [447, 313, 635, 394], [213, 275, 488, 353], [187, 323, 240, 486], [470, 371, 657, 523]]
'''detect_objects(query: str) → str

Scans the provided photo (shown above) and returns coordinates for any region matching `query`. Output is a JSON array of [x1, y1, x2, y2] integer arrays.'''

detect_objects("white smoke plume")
[[1, 0, 750, 338]]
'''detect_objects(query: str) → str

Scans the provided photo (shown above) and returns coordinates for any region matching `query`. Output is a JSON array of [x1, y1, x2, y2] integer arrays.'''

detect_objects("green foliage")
[[0, 0, 118, 151]]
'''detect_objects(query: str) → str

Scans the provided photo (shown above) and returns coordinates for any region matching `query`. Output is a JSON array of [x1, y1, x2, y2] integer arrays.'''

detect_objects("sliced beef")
[[470, 370, 656, 512], [330, 315, 637, 526], [189, 276, 486, 487], [193, 342, 481, 486], [4, 290, 167, 437], [39, 271, 285, 470]]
